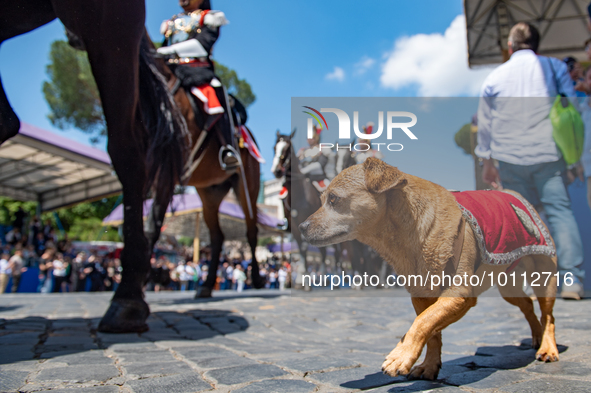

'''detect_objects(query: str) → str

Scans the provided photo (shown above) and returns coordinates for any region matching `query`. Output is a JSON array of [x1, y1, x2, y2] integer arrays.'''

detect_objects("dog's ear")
[[363, 158, 407, 193]]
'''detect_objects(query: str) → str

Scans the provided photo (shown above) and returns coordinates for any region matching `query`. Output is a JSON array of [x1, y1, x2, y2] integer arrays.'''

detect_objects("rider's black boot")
[[220, 146, 239, 170]]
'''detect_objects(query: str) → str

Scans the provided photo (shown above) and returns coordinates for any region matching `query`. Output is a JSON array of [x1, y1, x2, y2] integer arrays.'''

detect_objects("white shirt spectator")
[[52, 259, 68, 277], [176, 264, 195, 281], [233, 268, 246, 283], [476, 49, 580, 166], [278, 268, 287, 283], [0, 257, 11, 275]]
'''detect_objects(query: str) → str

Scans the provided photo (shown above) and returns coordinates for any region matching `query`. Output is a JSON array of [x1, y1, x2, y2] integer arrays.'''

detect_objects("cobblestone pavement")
[[1, 289, 590, 392]]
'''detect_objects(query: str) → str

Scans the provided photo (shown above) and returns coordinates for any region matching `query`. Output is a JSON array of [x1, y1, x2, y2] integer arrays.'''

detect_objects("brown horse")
[[0, 1, 188, 332], [151, 49, 264, 296]]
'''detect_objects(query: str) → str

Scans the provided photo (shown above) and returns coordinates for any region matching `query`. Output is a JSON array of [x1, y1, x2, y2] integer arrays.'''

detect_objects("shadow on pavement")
[[0, 305, 22, 313], [340, 340, 569, 392], [0, 308, 249, 366], [146, 290, 283, 305]]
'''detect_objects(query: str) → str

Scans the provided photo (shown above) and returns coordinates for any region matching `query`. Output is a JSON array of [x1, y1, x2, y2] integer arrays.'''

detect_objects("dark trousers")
[[11, 275, 21, 293], [53, 276, 68, 293]]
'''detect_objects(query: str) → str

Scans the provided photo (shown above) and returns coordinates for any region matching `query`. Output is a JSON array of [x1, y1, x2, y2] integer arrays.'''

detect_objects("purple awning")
[[19, 122, 111, 165], [103, 193, 283, 229]]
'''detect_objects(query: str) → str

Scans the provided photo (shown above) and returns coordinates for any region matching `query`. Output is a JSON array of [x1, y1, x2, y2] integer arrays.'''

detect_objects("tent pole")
[[193, 211, 201, 263]]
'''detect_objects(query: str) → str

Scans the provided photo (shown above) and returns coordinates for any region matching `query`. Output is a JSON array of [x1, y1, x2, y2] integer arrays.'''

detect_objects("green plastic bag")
[[549, 95, 584, 165], [547, 59, 584, 165]]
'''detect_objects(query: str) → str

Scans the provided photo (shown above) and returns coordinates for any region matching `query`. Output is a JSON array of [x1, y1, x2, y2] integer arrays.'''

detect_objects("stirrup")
[[219, 145, 240, 171]]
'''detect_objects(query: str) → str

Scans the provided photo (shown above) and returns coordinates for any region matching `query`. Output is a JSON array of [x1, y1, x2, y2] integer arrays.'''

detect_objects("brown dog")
[[299, 158, 559, 380]]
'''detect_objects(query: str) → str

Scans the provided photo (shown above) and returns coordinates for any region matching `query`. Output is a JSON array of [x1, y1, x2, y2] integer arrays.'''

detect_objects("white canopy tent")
[[0, 123, 121, 211], [464, 0, 589, 67]]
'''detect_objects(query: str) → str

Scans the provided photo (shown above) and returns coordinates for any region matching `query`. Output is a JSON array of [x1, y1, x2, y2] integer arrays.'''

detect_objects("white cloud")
[[380, 15, 494, 96], [354, 56, 376, 75], [326, 66, 345, 82]]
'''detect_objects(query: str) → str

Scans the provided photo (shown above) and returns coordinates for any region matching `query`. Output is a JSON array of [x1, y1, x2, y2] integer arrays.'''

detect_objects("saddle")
[[185, 88, 264, 164]]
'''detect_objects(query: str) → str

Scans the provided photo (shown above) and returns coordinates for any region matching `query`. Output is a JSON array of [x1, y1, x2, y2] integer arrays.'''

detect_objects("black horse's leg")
[[0, 0, 56, 144], [0, 72, 20, 144], [53, 0, 150, 332], [196, 182, 232, 298], [231, 167, 264, 289], [145, 188, 172, 250]]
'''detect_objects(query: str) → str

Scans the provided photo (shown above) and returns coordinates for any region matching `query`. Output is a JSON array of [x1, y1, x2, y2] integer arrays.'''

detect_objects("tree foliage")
[[43, 40, 256, 145], [42, 40, 105, 143], [214, 61, 256, 107], [454, 123, 473, 156], [0, 196, 121, 242], [0, 197, 37, 226]]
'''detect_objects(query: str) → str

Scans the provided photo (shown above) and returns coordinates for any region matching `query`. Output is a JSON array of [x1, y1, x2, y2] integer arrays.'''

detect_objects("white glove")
[[156, 39, 207, 58]]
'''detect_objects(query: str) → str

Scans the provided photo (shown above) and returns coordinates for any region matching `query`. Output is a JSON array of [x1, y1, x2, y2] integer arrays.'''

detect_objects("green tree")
[[42, 40, 105, 144], [0, 196, 121, 242], [43, 40, 256, 145], [0, 197, 37, 226], [454, 123, 473, 156], [214, 61, 256, 107], [52, 196, 121, 241]]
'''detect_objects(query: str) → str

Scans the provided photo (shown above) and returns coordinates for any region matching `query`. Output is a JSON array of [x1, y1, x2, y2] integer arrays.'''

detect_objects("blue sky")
[[1, 0, 490, 190]]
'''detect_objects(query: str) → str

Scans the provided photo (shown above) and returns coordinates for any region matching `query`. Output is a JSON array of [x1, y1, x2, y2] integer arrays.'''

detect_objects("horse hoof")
[[98, 298, 150, 333], [195, 286, 213, 298]]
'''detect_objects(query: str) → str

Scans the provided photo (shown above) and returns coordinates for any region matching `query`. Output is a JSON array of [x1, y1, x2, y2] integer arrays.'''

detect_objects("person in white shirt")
[[52, 254, 69, 293], [233, 264, 246, 292], [268, 269, 277, 289], [0, 253, 11, 294], [225, 263, 234, 290], [278, 267, 287, 291], [476, 22, 584, 300], [176, 261, 195, 291]]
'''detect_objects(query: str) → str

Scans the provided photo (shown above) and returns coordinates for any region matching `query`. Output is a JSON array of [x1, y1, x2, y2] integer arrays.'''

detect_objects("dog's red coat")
[[453, 190, 555, 266]]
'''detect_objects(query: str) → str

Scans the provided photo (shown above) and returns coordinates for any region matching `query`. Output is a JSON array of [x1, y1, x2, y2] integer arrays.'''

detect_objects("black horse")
[[0, 1, 188, 332]]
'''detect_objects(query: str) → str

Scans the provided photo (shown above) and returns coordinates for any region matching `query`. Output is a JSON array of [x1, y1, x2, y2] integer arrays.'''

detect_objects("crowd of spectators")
[[1, 207, 292, 294], [146, 254, 291, 292]]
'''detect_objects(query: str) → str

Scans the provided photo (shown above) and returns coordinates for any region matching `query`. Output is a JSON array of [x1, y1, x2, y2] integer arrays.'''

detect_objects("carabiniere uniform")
[[160, 9, 228, 88]]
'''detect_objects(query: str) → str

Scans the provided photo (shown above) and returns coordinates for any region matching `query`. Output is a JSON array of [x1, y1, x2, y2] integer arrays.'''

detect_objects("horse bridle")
[[278, 140, 292, 178]]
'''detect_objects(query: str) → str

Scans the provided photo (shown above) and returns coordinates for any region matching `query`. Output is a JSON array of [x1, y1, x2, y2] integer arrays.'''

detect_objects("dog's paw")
[[408, 362, 442, 380], [536, 343, 559, 362], [382, 347, 416, 377]]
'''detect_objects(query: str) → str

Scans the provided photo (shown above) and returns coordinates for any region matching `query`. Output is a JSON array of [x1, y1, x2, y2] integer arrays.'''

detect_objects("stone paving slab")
[[123, 360, 195, 378], [204, 363, 288, 386], [36, 387, 120, 393], [124, 373, 212, 393], [231, 379, 318, 393], [32, 364, 120, 383], [1, 290, 591, 392]]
